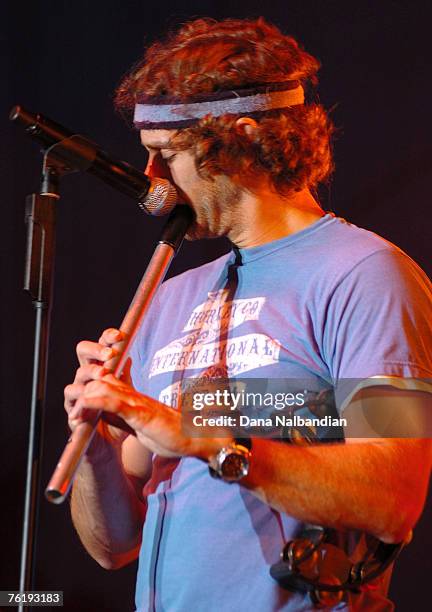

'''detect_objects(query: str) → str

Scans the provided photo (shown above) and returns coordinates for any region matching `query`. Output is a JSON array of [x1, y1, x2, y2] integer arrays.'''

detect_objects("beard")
[[184, 175, 244, 241]]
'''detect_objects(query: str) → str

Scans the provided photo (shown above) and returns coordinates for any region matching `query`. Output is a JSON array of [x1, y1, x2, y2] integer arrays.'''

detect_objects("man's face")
[[140, 129, 244, 240]]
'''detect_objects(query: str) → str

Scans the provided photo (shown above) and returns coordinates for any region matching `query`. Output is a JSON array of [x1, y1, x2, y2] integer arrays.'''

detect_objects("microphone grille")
[[138, 178, 178, 216]]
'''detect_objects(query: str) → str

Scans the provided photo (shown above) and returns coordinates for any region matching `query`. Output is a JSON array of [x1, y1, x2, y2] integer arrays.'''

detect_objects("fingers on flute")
[[99, 329, 129, 372], [68, 403, 97, 430], [75, 393, 123, 419], [78, 378, 138, 415], [66, 386, 94, 428], [76, 340, 115, 367], [64, 382, 85, 413], [68, 382, 125, 431], [73, 364, 107, 385], [98, 328, 127, 347], [64, 365, 108, 419]]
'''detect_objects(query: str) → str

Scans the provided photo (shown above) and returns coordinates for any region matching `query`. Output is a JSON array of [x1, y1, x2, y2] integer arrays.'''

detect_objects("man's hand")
[[64, 327, 133, 448], [70, 371, 233, 463]]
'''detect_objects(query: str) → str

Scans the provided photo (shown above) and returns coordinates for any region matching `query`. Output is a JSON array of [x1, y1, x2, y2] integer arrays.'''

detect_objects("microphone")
[[9, 105, 178, 216]]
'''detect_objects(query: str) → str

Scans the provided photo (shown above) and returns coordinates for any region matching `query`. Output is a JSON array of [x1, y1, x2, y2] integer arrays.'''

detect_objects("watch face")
[[222, 453, 249, 480]]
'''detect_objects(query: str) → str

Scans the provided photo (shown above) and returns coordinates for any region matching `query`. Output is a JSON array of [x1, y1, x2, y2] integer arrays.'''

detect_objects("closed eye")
[[161, 152, 176, 163]]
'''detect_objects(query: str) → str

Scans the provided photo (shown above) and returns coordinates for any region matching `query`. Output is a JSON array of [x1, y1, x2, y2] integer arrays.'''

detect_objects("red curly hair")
[[115, 17, 333, 196]]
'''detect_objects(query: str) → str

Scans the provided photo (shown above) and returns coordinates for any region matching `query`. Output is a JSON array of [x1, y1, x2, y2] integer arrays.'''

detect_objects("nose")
[[145, 152, 172, 181]]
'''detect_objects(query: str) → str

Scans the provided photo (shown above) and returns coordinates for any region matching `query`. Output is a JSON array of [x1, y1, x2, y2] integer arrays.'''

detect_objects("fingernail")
[[101, 348, 113, 360]]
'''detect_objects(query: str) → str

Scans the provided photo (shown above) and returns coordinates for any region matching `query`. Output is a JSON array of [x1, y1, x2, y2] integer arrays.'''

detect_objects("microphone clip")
[[40, 138, 83, 197]]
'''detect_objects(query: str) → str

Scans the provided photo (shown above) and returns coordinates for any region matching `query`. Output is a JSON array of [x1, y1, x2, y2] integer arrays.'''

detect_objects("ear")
[[234, 117, 258, 138]]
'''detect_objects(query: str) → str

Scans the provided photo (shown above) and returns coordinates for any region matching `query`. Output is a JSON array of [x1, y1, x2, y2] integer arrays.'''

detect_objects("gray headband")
[[133, 82, 305, 129]]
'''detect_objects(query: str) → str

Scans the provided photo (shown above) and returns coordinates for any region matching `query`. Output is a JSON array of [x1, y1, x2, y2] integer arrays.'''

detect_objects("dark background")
[[1, 1, 431, 610]]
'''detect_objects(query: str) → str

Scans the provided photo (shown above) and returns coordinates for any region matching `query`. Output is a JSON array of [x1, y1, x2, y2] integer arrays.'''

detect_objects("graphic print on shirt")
[[148, 288, 281, 407]]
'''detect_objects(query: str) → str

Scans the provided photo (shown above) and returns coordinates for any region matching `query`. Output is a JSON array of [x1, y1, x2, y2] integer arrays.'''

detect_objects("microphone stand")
[[19, 146, 78, 610]]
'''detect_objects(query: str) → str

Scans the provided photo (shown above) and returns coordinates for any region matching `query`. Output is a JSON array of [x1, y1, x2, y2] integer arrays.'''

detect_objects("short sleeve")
[[323, 248, 432, 382]]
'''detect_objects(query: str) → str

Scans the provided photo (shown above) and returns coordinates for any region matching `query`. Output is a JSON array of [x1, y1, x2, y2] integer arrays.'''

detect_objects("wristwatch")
[[208, 439, 252, 483]]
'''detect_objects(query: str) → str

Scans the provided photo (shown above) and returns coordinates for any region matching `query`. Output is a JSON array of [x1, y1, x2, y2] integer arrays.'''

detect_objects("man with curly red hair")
[[65, 18, 432, 611]]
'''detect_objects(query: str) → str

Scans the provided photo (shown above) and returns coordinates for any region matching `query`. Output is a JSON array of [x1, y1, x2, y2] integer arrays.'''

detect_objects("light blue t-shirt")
[[130, 214, 432, 611]]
